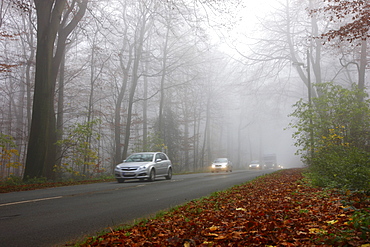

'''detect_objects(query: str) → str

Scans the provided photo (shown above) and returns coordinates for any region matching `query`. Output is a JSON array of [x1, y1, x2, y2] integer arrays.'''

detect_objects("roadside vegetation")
[[289, 82, 370, 191], [78, 168, 369, 246]]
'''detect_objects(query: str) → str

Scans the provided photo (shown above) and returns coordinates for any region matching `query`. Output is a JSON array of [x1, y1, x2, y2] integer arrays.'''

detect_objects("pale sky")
[[206, 0, 280, 55]]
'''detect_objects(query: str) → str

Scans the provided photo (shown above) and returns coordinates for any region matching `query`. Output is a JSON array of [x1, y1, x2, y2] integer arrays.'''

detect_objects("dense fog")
[[1, 0, 365, 179]]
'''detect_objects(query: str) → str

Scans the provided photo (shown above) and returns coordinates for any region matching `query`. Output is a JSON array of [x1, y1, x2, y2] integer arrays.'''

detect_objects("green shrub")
[[310, 145, 370, 190], [2, 174, 23, 185]]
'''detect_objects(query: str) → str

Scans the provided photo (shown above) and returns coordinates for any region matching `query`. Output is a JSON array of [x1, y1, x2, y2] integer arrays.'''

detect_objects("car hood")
[[117, 162, 152, 168]]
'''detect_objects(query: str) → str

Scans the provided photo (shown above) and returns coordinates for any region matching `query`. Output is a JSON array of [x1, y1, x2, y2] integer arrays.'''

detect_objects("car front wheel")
[[148, 169, 155, 182], [117, 178, 125, 183], [165, 168, 172, 180]]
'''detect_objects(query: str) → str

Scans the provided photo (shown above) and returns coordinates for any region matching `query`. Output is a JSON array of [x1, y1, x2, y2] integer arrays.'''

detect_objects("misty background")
[[1, 0, 364, 179]]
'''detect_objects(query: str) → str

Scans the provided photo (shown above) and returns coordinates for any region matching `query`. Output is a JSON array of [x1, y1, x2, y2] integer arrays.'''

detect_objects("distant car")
[[249, 160, 262, 170], [115, 152, 172, 183], [211, 158, 233, 172]]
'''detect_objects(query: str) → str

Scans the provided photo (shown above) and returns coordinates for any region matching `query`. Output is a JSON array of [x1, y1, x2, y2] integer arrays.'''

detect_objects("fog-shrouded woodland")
[[1, 0, 369, 187]]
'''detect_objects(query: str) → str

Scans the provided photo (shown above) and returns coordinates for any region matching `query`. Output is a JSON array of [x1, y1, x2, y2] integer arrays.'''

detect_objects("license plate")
[[123, 172, 134, 176]]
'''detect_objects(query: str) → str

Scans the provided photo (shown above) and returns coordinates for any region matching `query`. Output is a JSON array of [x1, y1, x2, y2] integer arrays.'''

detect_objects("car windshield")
[[125, 154, 154, 162], [214, 158, 228, 163], [251, 160, 259, 164]]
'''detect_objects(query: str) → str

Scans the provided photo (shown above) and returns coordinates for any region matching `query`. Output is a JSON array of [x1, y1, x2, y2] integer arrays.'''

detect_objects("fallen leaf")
[[326, 220, 338, 225], [309, 228, 327, 234], [209, 225, 219, 231]]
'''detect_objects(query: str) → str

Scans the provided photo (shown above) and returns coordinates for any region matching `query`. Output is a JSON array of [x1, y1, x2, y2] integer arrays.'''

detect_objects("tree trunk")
[[122, 20, 146, 160], [25, 8, 35, 134], [24, 0, 66, 180], [122, 73, 139, 160], [193, 109, 200, 171], [114, 49, 132, 165], [24, 0, 88, 180], [142, 62, 148, 151], [201, 93, 212, 169], [158, 25, 170, 135], [114, 83, 126, 164], [55, 51, 65, 178], [358, 38, 367, 102]]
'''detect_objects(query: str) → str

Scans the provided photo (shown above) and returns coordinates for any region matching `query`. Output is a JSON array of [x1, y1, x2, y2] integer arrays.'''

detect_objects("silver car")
[[115, 152, 172, 183]]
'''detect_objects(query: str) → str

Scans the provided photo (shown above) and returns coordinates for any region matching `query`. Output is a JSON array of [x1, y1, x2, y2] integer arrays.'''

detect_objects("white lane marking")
[[1, 180, 180, 207], [0, 196, 63, 207]]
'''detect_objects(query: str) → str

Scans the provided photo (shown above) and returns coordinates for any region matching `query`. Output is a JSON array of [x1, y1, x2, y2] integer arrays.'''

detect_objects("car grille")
[[120, 167, 138, 171]]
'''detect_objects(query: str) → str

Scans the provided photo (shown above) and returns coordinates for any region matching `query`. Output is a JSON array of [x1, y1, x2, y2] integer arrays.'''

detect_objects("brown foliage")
[[310, 0, 370, 44], [80, 169, 370, 246], [10, 0, 32, 12], [0, 63, 18, 73]]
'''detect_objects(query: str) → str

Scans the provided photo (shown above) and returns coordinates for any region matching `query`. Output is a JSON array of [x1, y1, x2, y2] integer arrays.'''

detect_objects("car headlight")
[[115, 165, 120, 170], [138, 165, 147, 170], [211, 164, 215, 168]]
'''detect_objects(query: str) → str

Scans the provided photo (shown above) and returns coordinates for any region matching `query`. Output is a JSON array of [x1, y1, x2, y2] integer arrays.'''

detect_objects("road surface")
[[0, 169, 275, 246]]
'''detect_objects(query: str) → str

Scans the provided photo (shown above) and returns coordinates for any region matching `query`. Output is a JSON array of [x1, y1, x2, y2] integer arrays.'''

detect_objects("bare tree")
[[121, 2, 150, 160]]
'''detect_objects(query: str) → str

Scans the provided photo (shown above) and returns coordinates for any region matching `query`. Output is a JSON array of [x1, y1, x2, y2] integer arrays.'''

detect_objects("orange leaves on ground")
[[81, 169, 369, 246]]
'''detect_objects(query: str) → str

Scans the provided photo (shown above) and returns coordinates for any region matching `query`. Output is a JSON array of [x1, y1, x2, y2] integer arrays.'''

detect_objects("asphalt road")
[[0, 169, 275, 247]]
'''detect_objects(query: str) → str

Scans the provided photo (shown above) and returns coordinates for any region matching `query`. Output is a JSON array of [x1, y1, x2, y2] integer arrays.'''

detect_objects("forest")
[[0, 0, 369, 188]]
